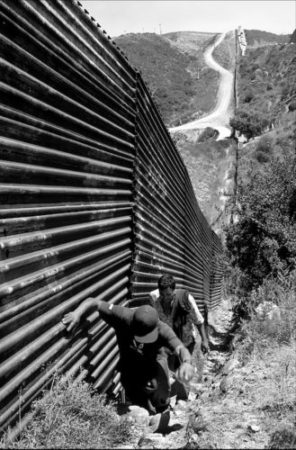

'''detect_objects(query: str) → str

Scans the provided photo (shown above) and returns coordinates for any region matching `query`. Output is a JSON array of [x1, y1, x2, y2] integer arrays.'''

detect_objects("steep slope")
[[225, 41, 296, 302], [114, 32, 218, 127], [236, 42, 296, 126], [245, 29, 290, 47], [170, 32, 236, 228]]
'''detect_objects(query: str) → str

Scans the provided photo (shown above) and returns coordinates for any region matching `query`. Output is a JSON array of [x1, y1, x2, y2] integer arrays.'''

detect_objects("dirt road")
[[169, 32, 234, 140]]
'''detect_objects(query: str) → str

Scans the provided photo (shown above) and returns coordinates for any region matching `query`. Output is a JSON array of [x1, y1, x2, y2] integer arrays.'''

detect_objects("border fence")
[[0, 0, 222, 435]]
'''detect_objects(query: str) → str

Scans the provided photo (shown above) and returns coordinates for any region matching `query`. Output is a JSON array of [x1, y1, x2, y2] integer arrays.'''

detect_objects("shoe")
[[148, 409, 170, 433]]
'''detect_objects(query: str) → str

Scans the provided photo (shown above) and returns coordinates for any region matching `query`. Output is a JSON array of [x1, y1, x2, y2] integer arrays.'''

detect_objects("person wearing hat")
[[62, 298, 194, 415]]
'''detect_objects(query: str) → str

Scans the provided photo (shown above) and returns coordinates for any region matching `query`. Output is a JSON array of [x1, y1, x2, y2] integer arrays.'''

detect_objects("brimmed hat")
[[132, 305, 159, 344]]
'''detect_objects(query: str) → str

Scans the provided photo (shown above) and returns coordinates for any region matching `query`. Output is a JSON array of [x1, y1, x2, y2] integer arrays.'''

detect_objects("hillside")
[[226, 41, 296, 300], [237, 43, 296, 125], [114, 32, 218, 127], [245, 29, 290, 47], [114, 30, 291, 128]]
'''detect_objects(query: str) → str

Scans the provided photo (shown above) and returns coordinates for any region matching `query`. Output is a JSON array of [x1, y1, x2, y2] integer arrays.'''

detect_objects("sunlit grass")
[[0, 375, 133, 449]]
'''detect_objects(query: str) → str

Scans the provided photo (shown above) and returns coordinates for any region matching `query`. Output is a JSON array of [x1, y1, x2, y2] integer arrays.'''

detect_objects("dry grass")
[[0, 375, 133, 449], [232, 280, 296, 448]]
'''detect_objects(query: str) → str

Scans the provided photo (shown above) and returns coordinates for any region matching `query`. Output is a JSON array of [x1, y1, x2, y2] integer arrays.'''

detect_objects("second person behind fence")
[[150, 274, 209, 393]]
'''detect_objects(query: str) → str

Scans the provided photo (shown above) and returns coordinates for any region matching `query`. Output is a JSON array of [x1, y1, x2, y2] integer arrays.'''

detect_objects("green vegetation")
[[230, 108, 270, 139], [290, 29, 296, 44], [225, 132, 295, 310], [115, 32, 219, 126], [225, 42, 296, 314], [2, 30, 296, 450], [1, 375, 133, 449], [212, 31, 236, 71], [245, 29, 290, 47], [231, 272, 296, 448], [231, 43, 296, 138]]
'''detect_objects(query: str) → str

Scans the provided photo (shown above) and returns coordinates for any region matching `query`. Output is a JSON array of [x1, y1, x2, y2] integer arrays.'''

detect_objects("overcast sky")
[[81, 1, 295, 37]]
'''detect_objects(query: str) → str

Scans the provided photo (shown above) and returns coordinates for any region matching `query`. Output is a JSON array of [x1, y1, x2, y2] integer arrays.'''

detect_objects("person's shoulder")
[[158, 320, 182, 347], [109, 304, 133, 324]]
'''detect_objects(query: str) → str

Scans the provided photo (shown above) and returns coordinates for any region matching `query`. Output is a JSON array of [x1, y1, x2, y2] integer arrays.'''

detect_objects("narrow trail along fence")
[[0, 0, 222, 435]]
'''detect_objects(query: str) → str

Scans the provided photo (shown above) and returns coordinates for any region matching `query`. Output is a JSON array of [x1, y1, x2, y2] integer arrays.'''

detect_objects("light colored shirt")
[[150, 289, 204, 346]]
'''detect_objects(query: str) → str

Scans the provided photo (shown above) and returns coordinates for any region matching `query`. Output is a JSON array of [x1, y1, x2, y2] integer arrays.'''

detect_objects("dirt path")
[[120, 298, 274, 449], [169, 32, 234, 140], [119, 298, 236, 449]]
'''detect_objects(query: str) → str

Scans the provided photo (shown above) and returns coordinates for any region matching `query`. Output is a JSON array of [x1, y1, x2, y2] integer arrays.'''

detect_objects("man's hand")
[[176, 362, 194, 383], [201, 339, 209, 354], [62, 311, 80, 333]]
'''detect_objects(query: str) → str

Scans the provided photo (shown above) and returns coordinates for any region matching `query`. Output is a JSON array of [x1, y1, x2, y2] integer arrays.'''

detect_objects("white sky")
[[81, 1, 295, 37]]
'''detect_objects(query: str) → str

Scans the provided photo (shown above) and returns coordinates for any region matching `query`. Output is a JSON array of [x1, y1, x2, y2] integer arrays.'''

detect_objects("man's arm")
[[175, 344, 194, 382], [188, 294, 209, 353], [197, 322, 209, 353], [159, 322, 194, 383], [62, 297, 103, 332]]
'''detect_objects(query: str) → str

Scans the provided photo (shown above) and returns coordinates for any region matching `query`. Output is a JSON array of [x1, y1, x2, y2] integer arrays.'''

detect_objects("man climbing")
[[150, 274, 209, 397], [62, 299, 194, 417]]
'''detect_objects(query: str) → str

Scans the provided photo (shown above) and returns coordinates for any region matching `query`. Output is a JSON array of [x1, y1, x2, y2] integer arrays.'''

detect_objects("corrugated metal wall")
[[0, 0, 222, 435], [130, 77, 216, 315]]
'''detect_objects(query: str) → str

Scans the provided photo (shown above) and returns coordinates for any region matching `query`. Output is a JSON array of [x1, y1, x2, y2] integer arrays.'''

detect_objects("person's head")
[[158, 274, 176, 302], [131, 305, 159, 344]]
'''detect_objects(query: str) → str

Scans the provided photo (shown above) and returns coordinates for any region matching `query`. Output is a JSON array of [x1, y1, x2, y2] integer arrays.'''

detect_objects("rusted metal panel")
[[130, 77, 220, 315], [0, 0, 223, 435], [0, 0, 136, 435]]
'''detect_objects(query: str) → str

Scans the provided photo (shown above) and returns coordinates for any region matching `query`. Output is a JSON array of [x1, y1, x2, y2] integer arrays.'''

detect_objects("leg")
[[148, 356, 171, 413], [123, 358, 170, 414]]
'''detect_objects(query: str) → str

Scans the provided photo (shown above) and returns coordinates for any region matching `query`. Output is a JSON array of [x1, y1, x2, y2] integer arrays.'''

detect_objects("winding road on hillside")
[[169, 32, 234, 139]]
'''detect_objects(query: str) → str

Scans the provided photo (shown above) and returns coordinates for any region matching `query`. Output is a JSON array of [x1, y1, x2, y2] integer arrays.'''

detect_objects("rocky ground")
[[114, 298, 236, 449], [115, 297, 296, 449]]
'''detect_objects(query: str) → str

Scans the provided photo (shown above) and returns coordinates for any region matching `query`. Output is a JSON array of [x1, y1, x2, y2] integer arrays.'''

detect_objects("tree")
[[230, 108, 270, 140], [225, 149, 296, 298]]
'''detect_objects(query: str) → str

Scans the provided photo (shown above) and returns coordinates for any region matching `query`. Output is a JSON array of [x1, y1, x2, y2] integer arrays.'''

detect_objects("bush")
[[254, 150, 270, 163], [1, 375, 133, 449], [197, 127, 217, 142], [288, 99, 296, 111], [256, 135, 273, 154], [243, 91, 254, 103], [268, 424, 296, 449], [234, 274, 296, 362], [230, 108, 270, 140]]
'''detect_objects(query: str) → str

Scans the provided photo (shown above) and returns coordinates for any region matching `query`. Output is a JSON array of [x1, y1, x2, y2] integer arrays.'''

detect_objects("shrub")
[[243, 91, 254, 103], [225, 147, 296, 302], [268, 424, 296, 449], [256, 135, 273, 154], [235, 283, 296, 366], [197, 127, 217, 142], [230, 108, 270, 140], [254, 150, 270, 163], [288, 99, 296, 111], [1, 375, 133, 449]]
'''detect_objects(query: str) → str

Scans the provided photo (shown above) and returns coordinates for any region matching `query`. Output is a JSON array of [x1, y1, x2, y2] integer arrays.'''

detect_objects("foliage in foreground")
[[227, 277, 296, 449], [235, 276, 296, 360], [1, 375, 132, 449], [224, 148, 296, 308]]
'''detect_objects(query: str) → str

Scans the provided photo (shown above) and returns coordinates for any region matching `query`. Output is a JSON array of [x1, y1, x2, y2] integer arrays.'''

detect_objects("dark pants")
[[122, 354, 170, 414]]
